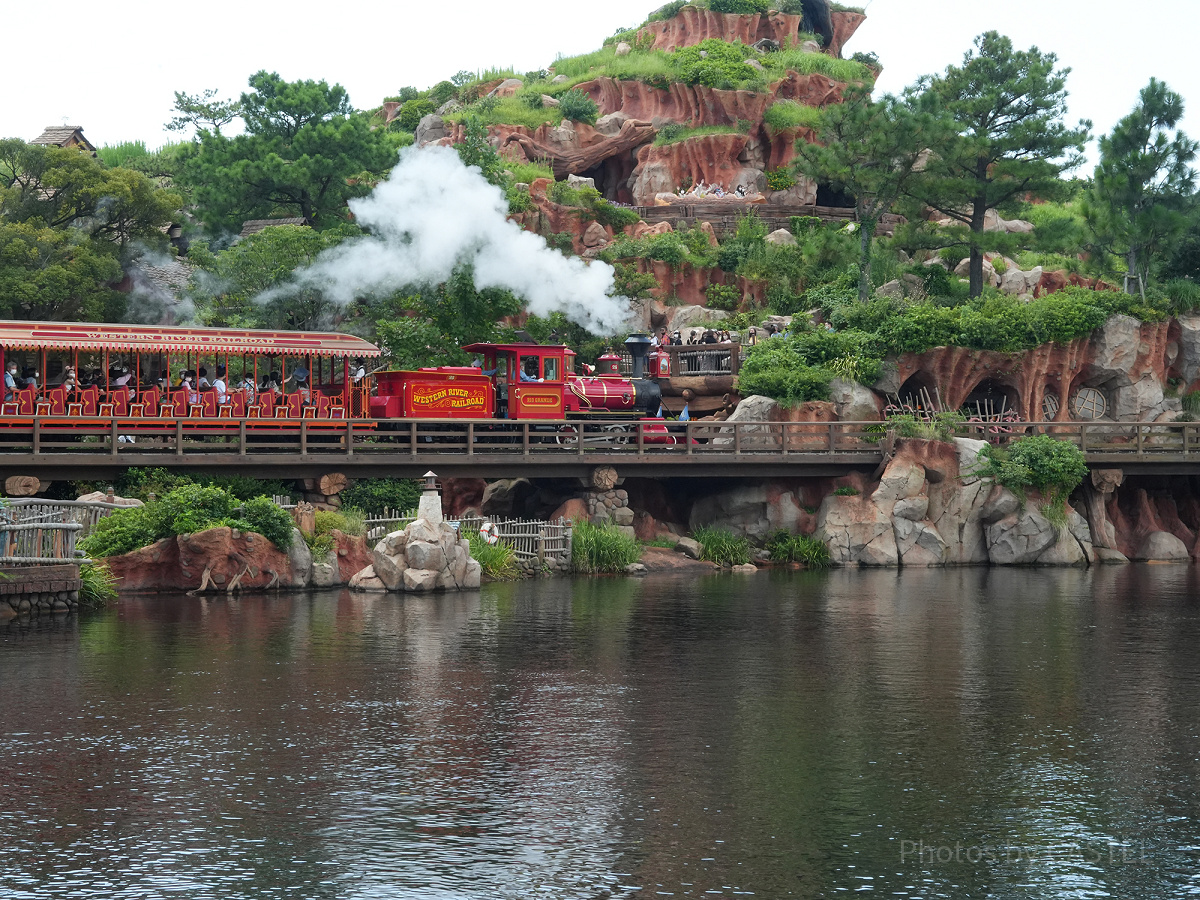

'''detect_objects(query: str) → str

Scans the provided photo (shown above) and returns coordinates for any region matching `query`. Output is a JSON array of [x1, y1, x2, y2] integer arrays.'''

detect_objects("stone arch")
[[893, 372, 938, 414], [960, 377, 1022, 419]]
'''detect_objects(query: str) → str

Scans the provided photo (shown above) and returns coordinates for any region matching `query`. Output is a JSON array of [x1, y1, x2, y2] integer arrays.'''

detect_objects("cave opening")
[[962, 379, 1021, 419], [579, 154, 637, 205], [816, 183, 855, 209], [894, 372, 939, 413]]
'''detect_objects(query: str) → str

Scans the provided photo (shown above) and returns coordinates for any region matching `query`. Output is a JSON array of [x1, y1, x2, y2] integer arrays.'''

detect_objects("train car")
[[0, 320, 382, 427]]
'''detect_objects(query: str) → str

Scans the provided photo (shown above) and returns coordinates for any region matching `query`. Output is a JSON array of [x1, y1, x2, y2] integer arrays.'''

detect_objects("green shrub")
[[647, 0, 689, 21], [763, 100, 823, 132], [468, 531, 520, 580], [592, 199, 640, 229], [398, 99, 435, 131], [79, 562, 118, 607], [694, 526, 751, 566], [558, 89, 599, 125], [706, 283, 741, 310], [877, 411, 964, 442], [833, 486, 859, 496], [672, 39, 756, 88], [764, 530, 831, 567], [78, 507, 157, 559], [975, 434, 1088, 521], [79, 484, 293, 558], [1183, 390, 1200, 415], [765, 168, 796, 191], [653, 123, 742, 146], [572, 520, 641, 573], [709, 0, 769, 12], [239, 497, 295, 550], [340, 479, 422, 516]]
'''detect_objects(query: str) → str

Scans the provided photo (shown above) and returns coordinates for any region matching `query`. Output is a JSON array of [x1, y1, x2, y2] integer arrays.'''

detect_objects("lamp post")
[[417, 470, 443, 525]]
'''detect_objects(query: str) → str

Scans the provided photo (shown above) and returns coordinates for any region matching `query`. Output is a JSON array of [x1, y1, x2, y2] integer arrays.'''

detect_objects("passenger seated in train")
[[4, 362, 18, 400]]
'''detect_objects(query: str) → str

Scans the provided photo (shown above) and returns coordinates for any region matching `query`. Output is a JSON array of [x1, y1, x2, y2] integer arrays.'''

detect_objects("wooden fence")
[[365, 513, 572, 562]]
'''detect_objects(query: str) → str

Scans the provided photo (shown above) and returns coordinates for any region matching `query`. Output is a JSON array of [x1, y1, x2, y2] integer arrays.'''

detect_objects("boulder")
[[488, 78, 524, 98], [311, 551, 339, 588], [406, 539, 446, 572], [1095, 547, 1130, 564], [1111, 374, 1165, 421], [953, 256, 999, 288], [1089, 315, 1142, 387], [286, 533, 312, 588], [76, 490, 143, 507], [765, 228, 797, 247], [594, 111, 630, 136], [872, 457, 926, 508], [894, 517, 948, 567], [893, 496, 929, 521], [817, 494, 897, 567], [540, 94, 559, 108], [745, 58, 765, 72], [551, 74, 569, 84], [985, 508, 1058, 564], [372, 537, 407, 590], [624, 562, 648, 575], [549, 497, 588, 524], [567, 173, 597, 191], [615, 41, 632, 57], [829, 378, 882, 422], [403, 568, 440, 592], [731, 563, 758, 573], [1136, 531, 1190, 562], [582, 221, 609, 248], [415, 114, 446, 146], [482, 478, 532, 516], [676, 536, 702, 559], [348, 565, 388, 592]]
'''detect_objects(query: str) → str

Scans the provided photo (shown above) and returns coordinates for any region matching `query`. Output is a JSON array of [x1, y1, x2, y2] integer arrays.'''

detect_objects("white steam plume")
[[274, 145, 632, 333]]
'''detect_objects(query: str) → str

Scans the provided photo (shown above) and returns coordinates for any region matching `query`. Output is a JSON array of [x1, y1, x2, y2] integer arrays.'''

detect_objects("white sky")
[[3, 0, 1197, 171]]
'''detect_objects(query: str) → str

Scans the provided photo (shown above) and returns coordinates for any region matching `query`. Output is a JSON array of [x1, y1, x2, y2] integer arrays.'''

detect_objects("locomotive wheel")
[[604, 424, 629, 446], [555, 424, 579, 447]]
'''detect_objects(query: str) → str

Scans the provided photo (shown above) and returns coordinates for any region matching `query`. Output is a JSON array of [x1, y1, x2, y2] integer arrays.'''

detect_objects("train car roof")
[[0, 320, 383, 358], [462, 342, 576, 356]]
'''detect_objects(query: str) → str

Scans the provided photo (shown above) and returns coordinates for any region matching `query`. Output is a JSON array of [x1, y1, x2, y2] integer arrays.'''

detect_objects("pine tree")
[[1084, 79, 1198, 296]]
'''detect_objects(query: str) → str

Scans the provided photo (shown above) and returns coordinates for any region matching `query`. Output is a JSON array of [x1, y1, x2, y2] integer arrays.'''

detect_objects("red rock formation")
[[634, 6, 864, 58], [580, 77, 775, 127], [333, 531, 373, 584], [637, 7, 811, 52], [106, 527, 308, 594], [631, 133, 753, 203], [632, 259, 764, 307], [828, 10, 866, 58], [441, 478, 487, 517], [888, 318, 1174, 422]]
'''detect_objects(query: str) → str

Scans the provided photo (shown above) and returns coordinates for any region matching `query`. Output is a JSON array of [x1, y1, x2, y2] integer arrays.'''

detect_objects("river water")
[[3, 568, 1200, 899]]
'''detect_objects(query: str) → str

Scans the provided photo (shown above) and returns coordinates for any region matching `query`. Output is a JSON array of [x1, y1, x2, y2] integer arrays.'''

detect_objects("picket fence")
[[365, 511, 572, 562]]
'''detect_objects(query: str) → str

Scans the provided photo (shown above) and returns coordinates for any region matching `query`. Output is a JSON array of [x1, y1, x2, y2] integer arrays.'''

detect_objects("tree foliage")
[[905, 32, 1090, 298], [1083, 78, 1198, 295], [793, 88, 950, 301], [0, 140, 181, 320], [177, 72, 400, 233], [185, 223, 360, 328], [374, 267, 523, 368]]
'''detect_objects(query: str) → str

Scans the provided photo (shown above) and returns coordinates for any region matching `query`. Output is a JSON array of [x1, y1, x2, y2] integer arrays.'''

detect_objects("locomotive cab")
[[463, 343, 572, 420]]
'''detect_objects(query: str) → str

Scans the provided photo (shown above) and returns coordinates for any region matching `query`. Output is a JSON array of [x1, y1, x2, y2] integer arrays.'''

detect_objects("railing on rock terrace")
[[618, 344, 743, 377], [365, 513, 572, 563]]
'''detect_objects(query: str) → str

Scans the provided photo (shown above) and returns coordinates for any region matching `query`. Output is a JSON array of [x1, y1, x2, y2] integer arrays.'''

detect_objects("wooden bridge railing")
[[0, 417, 1195, 466]]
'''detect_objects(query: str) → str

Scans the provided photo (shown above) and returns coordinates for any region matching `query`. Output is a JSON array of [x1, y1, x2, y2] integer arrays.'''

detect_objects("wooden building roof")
[[29, 126, 96, 153]]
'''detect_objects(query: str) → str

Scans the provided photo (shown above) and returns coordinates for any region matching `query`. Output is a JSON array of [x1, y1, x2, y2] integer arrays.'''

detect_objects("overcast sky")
[[4, 0, 1196, 171]]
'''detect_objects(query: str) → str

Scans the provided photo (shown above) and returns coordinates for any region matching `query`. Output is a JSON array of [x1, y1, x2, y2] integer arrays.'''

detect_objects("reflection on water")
[[4, 567, 1200, 898]]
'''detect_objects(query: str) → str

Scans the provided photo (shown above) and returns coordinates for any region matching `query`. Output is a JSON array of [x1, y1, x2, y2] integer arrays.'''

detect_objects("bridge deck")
[[0, 417, 1195, 479]]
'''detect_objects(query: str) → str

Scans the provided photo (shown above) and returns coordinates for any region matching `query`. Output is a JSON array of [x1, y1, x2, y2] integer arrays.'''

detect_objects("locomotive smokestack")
[[624, 333, 653, 379]]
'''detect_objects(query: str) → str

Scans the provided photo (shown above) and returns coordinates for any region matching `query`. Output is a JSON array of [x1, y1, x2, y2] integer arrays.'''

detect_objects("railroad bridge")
[[0, 417, 1197, 481]]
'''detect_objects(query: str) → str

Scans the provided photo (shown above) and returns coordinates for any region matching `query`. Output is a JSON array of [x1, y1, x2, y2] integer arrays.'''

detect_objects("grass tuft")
[[572, 520, 641, 573], [694, 526, 751, 566]]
